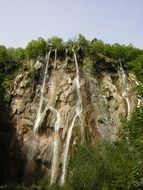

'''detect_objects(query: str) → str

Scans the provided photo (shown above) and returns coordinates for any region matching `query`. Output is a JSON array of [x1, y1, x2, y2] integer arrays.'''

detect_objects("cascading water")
[[54, 49, 57, 70], [137, 94, 141, 108], [118, 60, 131, 119], [73, 49, 84, 139], [33, 49, 61, 184], [135, 82, 141, 108], [129, 74, 141, 108], [50, 50, 61, 185], [35, 50, 61, 184], [60, 49, 83, 185], [50, 111, 61, 185], [33, 52, 51, 134]]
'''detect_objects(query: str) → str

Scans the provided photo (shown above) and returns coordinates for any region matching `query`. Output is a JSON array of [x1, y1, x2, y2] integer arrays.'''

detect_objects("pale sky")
[[0, 0, 143, 48]]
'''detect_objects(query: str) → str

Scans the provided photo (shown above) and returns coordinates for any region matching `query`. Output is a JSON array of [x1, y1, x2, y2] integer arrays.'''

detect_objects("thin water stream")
[[118, 60, 131, 119], [33, 52, 51, 134], [60, 50, 83, 185]]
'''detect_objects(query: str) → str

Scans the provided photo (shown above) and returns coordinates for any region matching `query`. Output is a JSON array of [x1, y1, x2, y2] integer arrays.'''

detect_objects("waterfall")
[[54, 49, 57, 70], [32, 50, 61, 184], [132, 78, 141, 108], [50, 50, 61, 185], [33, 52, 51, 134], [32, 49, 83, 185], [129, 74, 141, 108], [60, 49, 83, 185], [118, 60, 131, 119], [73, 50, 84, 139], [50, 110, 61, 185], [137, 95, 141, 108]]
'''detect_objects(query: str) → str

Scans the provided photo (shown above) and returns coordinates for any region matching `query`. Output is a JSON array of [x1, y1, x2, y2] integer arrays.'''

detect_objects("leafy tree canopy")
[[25, 37, 47, 59], [47, 36, 64, 50]]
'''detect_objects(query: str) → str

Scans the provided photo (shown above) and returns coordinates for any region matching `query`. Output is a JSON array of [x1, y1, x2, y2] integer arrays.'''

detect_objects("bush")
[[38, 176, 73, 190]]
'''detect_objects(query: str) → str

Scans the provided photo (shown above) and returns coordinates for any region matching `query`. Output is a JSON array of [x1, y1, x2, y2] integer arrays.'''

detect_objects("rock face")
[[1, 53, 140, 184]]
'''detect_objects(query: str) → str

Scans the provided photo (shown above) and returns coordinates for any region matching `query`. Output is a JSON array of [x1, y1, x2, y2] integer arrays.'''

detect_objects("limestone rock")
[[34, 60, 43, 70], [6, 55, 139, 184], [12, 99, 25, 114]]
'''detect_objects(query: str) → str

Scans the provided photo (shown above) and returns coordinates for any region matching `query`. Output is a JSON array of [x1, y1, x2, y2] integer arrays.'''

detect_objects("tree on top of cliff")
[[47, 36, 64, 51], [25, 37, 47, 59], [0, 45, 8, 64], [7, 47, 25, 63], [89, 40, 143, 62]]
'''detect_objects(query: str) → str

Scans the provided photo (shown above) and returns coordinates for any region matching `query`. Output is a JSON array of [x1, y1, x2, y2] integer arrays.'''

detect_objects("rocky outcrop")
[[1, 53, 141, 184]]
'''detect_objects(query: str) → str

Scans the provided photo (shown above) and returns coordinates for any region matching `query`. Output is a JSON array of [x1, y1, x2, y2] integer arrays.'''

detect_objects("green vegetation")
[[69, 109, 143, 190], [89, 40, 143, 61], [47, 36, 64, 50], [38, 177, 73, 190], [25, 37, 47, 59], [0, 47, 24, 99], [7, 47, 25, 62], [1, 34, 143, 83], [127, 55, 143, 96]]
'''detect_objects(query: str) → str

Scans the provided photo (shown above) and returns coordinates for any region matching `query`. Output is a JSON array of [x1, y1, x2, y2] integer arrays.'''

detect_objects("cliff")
[[0, 50, 140, 185]]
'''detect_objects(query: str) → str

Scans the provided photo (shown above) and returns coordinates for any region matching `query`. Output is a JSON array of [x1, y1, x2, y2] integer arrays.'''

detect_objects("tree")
[[0, 45, 9, 72], [47, 36, 64, 50], [0, 45, 8, 64], [127, 55, 143, 83], [25, 37, 47, 59], [15, 47, 25, 62], [89, 40, 105, 57]]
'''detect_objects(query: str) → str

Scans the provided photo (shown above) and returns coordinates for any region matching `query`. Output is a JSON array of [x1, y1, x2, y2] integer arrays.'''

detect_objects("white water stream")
[[50, 49, 61, 185], [33, 52, 51, 134], [118, 60, 131, 119], [60, 49, 83, 185], [32, 50, 61, 184], [132, 79, 141, 108], [50, 110, 61, 185], [54, 49, 57, 70], [129, 75, 141, 108]]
